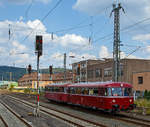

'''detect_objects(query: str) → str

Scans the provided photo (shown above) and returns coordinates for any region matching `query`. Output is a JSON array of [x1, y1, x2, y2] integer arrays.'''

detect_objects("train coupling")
[[112, 104, 120, 112]]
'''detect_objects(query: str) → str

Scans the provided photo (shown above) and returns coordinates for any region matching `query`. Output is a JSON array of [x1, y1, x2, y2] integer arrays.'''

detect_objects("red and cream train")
[[45, 82, 135, 112]]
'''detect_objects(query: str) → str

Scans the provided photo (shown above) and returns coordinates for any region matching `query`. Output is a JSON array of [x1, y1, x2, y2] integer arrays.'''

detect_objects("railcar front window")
[[124, 88, 133, 96], [112, 88, 122, 96], [104, 88, 111, 96]]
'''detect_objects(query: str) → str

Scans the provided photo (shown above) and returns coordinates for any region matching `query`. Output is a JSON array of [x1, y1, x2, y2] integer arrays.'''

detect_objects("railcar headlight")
[[112, 99, 116, 103], [129, 99, 132, 102]]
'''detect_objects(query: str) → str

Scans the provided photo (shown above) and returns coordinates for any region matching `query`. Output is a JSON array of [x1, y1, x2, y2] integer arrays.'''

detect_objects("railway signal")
[[49, 65, 53, 75], [28, 64, 32, 74], [77, 64, 80, 75], [35, 35, 43, 56], [34, 35, 43, 117]]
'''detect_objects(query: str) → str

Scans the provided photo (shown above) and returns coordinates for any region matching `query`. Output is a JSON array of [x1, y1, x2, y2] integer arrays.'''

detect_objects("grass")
[[134, 99, 150, 115]]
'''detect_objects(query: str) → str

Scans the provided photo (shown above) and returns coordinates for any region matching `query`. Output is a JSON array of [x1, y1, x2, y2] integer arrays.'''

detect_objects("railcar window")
[[59, 87, 64, 92], [124, 88, 133, 96], [104, 88, 111, 96], [76, 87, 82, 94], [70, 87, 75, 94], [112, 88, 122, 96], [89, 88, 94, 95], [99, 88, 105, 96], [104, 88, 107, 96], [84, 88, 89, 95], [93, 88, 98, 96]]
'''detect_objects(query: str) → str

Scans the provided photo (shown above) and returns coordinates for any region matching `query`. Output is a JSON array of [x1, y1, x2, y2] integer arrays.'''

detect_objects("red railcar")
[[45, 82, 135, 112], [45, 83, 70, 103]]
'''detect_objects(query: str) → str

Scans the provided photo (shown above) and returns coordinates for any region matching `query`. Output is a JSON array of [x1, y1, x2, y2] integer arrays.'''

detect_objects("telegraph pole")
[[64, 53, 66, 83], [111, 2, 125, 82]]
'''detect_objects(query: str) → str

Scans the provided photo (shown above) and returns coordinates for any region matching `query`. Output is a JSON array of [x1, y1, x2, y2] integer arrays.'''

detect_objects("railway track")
[[0, 115, 8, 127], [114, 116, 150, 127], [6, 95, 107, 127], [5, 93, 150, 127], [0, 101, 33, 127], [116, 113, 150, 127]]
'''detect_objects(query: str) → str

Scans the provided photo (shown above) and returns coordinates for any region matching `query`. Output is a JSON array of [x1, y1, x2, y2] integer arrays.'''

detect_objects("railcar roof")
[[68, 82, 132, 88]]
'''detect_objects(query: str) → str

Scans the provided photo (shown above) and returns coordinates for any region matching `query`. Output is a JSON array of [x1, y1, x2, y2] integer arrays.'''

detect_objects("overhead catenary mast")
[[111, 2, 125, 82]]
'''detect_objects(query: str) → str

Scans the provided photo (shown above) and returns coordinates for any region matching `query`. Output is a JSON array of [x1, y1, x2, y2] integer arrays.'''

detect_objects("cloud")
[[145, 46, 150, 53], [73, 0, 112, 16], [27, 19, 46, 32], [0, 47, 6, 54], [12, 41, 27, 51], [73, 0, 150, 22], [99, 46, 112, 58], [120, 51, 137, 59], [132, 34, 150, 41], [51, 52, 64, 61], [53, 34, 89, 47]]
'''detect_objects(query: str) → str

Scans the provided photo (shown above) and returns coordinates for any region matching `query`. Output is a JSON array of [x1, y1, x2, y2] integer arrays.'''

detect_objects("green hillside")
[[0, 66, 26, 81], [0, 66, 70, 81]]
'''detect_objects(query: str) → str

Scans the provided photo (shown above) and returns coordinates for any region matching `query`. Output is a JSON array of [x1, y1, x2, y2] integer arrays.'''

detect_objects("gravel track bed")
[[0, 95, 72, 127], [0, 102, 29, 127], [7, 93, 141, 127], [0, 116, 7, 127]]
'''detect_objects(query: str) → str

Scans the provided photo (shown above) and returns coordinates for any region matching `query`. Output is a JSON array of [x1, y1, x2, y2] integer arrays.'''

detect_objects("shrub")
[[24, 88, 31, 94]]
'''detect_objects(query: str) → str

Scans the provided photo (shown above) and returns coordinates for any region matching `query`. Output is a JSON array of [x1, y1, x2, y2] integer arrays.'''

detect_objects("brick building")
[[72, 59, 150, 85], [18, 71, 73, 89], [133, 71, 150, 92]]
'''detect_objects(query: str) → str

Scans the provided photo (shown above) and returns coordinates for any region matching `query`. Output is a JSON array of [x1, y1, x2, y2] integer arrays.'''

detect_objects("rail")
[[0, 101, 33, 127], [7, 95, 107, 127]]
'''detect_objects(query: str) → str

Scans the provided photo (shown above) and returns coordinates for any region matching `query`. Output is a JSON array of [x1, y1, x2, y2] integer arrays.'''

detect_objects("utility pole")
[[111, 2, 125, 82], [64, 53, 66, 83]]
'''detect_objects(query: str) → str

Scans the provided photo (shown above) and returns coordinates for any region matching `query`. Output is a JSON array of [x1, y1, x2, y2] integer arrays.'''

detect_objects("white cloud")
[[51, 52, 64, 61], [27, 19, 46, 32], [132, 34, 150, 41], [0, 47, 6, 54], [12, 41, 27, 51], [73, 0, 112, 16], [145, 46, 150, 53], [73, 0, 150, 21], [53, 34, 89, 47], [120, 51, 137, 59], [99, 46, 112, 58]]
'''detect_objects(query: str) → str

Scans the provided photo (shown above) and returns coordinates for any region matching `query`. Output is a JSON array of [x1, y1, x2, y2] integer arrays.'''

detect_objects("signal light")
[[77, 64, 80, 75], [28, 64, 32, 74], [49, 65, 53, 75], [35, 35, 43, 56]]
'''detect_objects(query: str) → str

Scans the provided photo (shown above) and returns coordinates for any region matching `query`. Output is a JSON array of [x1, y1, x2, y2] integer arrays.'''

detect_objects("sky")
[[1, 0, 150, 69]]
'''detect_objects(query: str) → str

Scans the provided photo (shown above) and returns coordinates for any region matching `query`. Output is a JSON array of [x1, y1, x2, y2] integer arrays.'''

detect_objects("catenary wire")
[[21, 0, 63, 43]]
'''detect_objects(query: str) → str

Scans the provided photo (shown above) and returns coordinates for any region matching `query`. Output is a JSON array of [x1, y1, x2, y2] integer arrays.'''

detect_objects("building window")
[[104, 68, 112, 77], [120, 64, 124, 76], [95, 69, 101, 78], [138, 76, 143, 84], [87, 70, 93, 78], [81, 63, 86, 68]]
